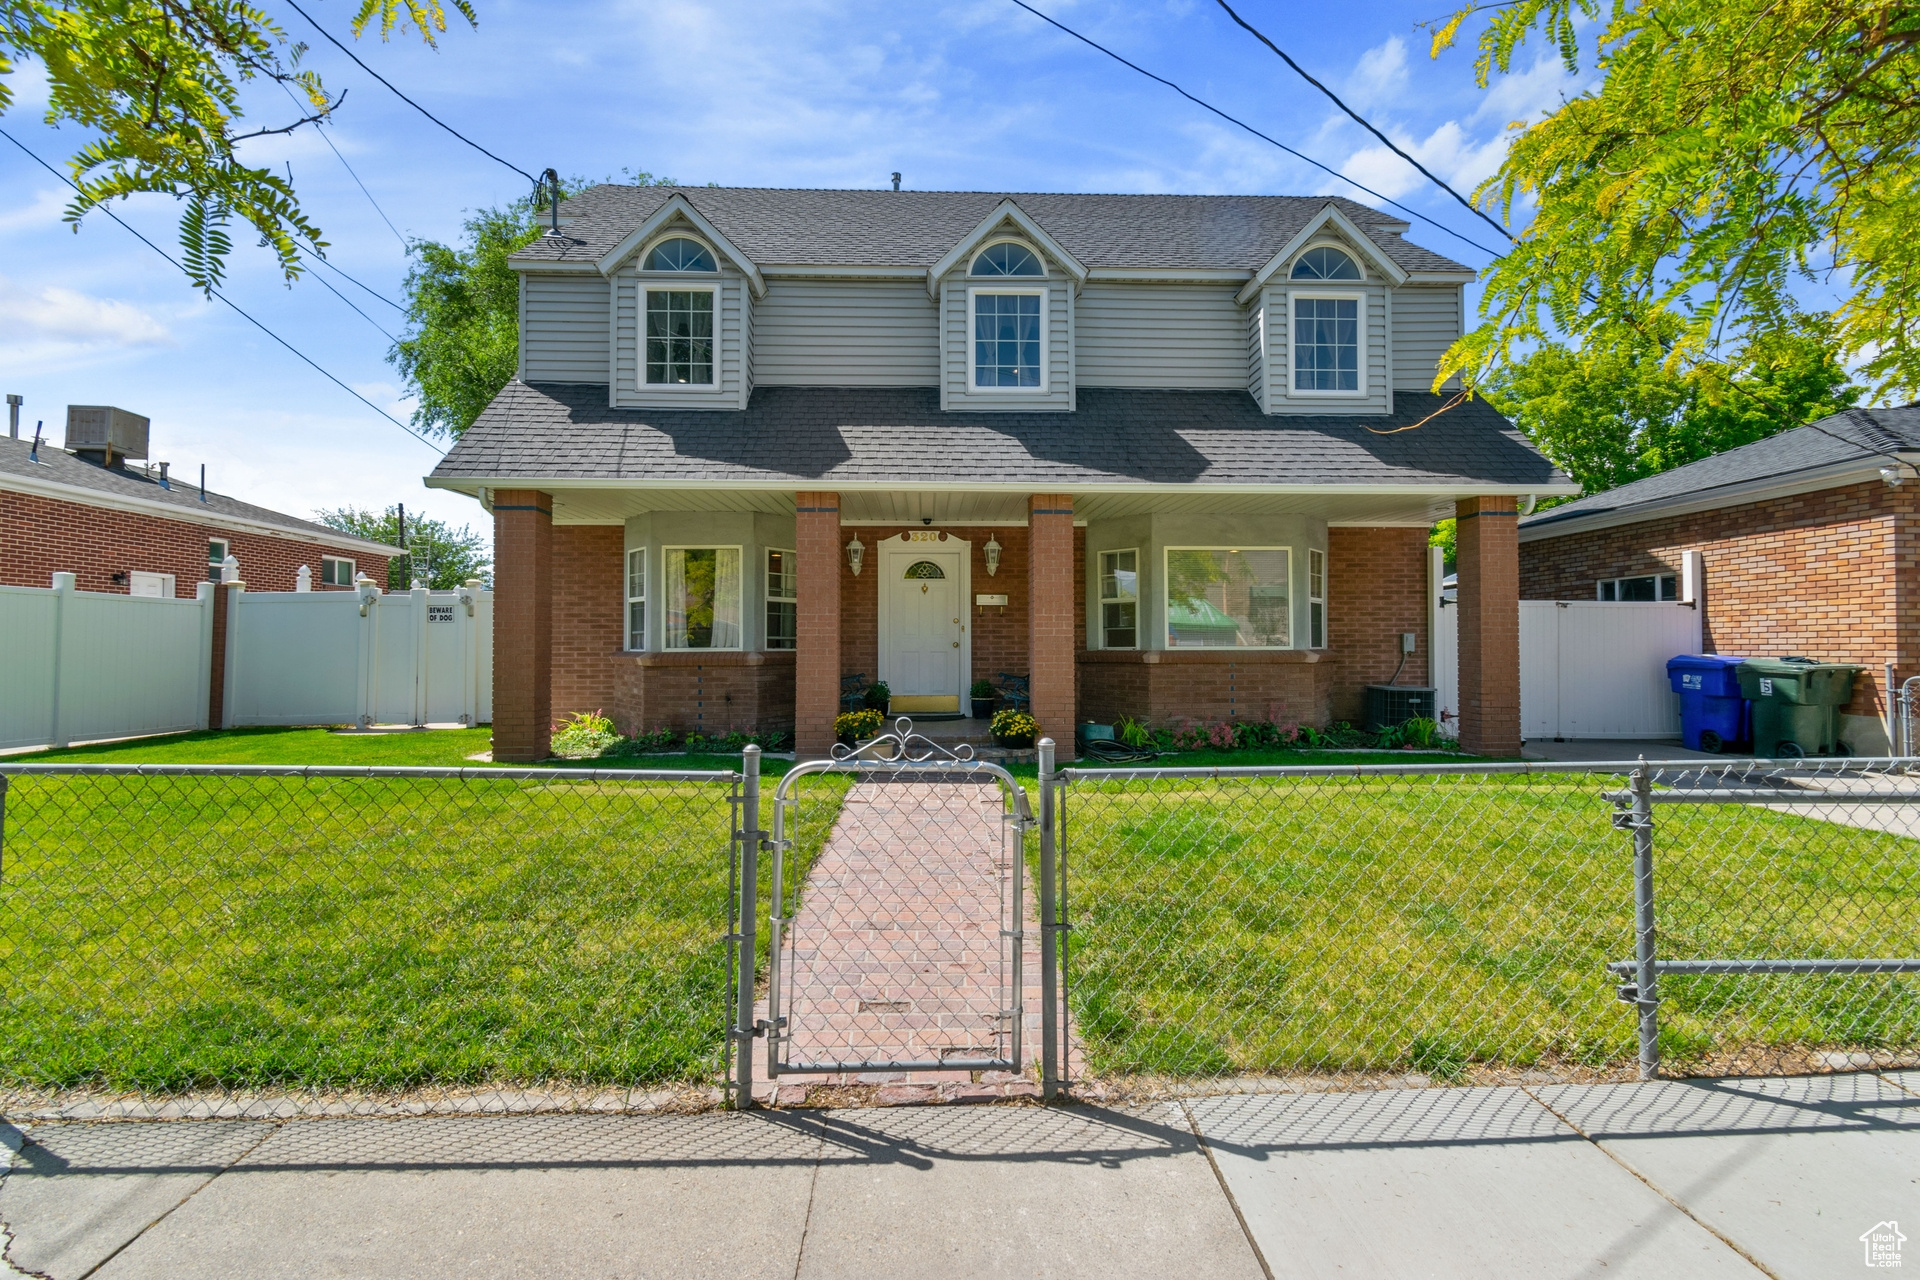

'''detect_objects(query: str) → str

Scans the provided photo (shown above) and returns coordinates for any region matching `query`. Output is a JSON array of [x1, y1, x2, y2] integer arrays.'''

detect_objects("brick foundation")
[[1520, 478, 1916, 722], [1077, 650, 1327, 728]]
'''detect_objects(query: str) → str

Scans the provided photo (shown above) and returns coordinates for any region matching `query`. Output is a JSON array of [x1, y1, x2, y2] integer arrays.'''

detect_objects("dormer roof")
[[925, 199, 1088, 298], [592, 193, 766, 297], [1236, 203, 1410, 304]]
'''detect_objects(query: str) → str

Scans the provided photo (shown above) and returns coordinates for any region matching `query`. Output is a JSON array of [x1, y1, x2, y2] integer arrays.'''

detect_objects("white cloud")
[[1471, 52, 1593, 128], [1337, 119, 1511, 202], [6, 57, 52, 114], [1346, 36, 1409, 112], [0, 186, 68, 234], [0, 276, 175, 368]]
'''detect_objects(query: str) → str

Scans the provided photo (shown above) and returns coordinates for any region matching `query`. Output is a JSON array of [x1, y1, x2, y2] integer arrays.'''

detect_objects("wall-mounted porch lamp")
[[983, 535, 1002, 577], [845, 534, 865, 576]]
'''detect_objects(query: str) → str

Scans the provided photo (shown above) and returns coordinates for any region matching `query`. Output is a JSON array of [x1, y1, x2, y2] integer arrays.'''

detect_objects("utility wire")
[[278, 80, 409, 249], [1213, 0, 1514, 243], [0, 127, 438, 452], [309, 251, 407, 312], [1007, 0, 1503, 259], [283, 0, 536, 185], [310, 265, 400, 343]]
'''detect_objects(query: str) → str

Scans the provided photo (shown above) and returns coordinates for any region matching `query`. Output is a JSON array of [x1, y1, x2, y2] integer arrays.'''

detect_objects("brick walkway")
[[754, 776, 1045, 1102]]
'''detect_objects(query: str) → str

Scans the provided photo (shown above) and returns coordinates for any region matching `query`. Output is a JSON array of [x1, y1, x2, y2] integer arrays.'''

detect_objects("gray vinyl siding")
[[1075, 283, 1247, 388], [612, 267, 748, 410], [752, 279, 938, 386], [939, 268, 1074, 412], [1392, 285, 1463, 390], [521, 272, 610, 383], [1247, 300, 1267, 409], [1264, 282, 1392, 415]]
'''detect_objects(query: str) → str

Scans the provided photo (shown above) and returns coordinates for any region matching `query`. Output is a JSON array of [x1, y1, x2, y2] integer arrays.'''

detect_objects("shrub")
[[969, 678, 996, 701], [1208, 721, 1235, 749], [836, 709, 883, 741], [1116, 715, 1152, 749], [862, 680, 891, 711], [550, 709, 621, 758], [1403, 716, 1440, 749], [989, 709, 1038, 746], [602, 726, 677, 757]]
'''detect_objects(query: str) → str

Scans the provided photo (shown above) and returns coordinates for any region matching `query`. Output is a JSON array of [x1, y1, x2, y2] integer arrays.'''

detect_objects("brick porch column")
[[1029, 494, 1077, 747], [492, 489, 553, 762], [795, 491, 842, 758], [1455, 495, 1521, 756]]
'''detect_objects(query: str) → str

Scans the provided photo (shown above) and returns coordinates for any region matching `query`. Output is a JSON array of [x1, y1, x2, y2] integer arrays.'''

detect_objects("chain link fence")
[[1053, 758, 1920, 1097], [0, 764, 751, 1120]]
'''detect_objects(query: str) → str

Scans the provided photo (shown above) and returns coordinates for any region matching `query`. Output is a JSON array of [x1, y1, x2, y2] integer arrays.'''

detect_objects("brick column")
[[795, 491, 843, 758], [1029, 494, 1077, 748], [1455, 495, 1521, 756], [493, 489, 553, 762]]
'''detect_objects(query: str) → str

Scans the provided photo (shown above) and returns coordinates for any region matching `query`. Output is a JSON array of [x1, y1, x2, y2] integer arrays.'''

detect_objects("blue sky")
[[0, 0, 1583, 548]]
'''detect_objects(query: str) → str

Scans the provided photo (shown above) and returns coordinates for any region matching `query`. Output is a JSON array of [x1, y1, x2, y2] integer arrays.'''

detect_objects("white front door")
[[880, 546, 966, 711]]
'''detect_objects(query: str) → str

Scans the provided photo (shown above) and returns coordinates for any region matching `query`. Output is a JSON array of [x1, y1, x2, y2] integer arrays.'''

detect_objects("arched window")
[[644, 237, 718, 271], [1290, 246, 1361, 280], [970, 242, 1044, 277], [904, 560, 946, 579]]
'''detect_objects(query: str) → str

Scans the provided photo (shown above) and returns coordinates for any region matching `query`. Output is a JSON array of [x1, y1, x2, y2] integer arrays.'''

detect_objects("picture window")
[[1165, 548, 1292, 648], [664, 547, 741, 649]]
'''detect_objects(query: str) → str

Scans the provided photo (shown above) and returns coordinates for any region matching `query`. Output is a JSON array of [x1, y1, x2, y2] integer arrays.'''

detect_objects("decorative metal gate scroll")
[[740, 719, 1034, 1088]]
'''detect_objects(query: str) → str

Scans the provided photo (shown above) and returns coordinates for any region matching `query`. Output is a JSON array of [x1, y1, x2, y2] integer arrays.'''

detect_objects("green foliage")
[[835, 709, 883, 741], [1484, 317, 1860, 496], [861, 680, 892, 711], [1433, 0, 1920, 402], [1116, 715, 1153, 749], [314, 504, 491, 590], [549, 709, 619, 759], [1403, 717, 1441, 749], [969, 678, 997, 700], [989, 709, 1038, 745], [0, 1, 475, 293], [1428, 518, 1456, 572], [388, 169, 675, 437]]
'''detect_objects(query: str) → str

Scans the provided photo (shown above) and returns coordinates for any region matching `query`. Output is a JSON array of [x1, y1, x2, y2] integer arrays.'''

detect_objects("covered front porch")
[[481, 483, 1526, 762]]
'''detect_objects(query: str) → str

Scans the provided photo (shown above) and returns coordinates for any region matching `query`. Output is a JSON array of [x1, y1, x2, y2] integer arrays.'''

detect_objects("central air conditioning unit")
[[65, 405, 150, 463]]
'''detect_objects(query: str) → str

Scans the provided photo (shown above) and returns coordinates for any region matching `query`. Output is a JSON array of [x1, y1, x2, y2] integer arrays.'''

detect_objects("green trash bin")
[[1735, 657, 1860, 757]]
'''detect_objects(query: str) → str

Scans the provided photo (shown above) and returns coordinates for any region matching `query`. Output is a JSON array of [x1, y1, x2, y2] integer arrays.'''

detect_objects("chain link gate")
[[732, 721, 1036, 1100]]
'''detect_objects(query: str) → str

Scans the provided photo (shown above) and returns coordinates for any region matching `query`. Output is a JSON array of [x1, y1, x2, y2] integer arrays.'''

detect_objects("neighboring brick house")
[[1518, 406, 1920, 752], [2, 424, 397, 598], [424, 187, 1573, 760]]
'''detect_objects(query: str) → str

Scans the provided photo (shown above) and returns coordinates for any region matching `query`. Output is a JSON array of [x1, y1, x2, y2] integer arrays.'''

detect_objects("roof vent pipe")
[[158, 461, 171, 490], [891, 172, 901, 191], [6, 394, 19, 438]]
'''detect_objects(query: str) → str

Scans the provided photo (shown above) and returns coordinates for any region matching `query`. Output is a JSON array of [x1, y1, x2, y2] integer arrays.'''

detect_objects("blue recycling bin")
[[1667, 654, 1748, 752]]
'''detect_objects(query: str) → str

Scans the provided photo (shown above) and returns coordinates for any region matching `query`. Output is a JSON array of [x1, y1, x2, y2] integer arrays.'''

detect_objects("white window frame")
[[1098, 548, 1140, 650], [1308, 548, 1326, 649], [765, 547, 797, 651], [662, 544, 744, 652], [1597, 573, 1680, 602], [320, 556, 355, 587], [1287, 242, 1365, 283], [1286, 288, 1367, 399], [1163, 545, 1295, 650], [640, 233, 721, 274], [967, 285, 1050, 393], [206, 538, 229, 581], [967, 238, 1049, 279], [640, 281, 719, 389], [626, 547, 647, 651]]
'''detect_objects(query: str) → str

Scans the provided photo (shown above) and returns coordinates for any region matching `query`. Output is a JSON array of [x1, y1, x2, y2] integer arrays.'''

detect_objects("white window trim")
[[1098, 547, 1140, 651], [640, 280, 721, 390], [1287, 240, 1366, 284], [207, 538, 229, 564], [765, 546, 798, 651], [662, 544, 745, 652], [1596, 573, 1680, 602], [1163, 545, 1296, 651], [1286, 288, 1368, 399], [966, 238, 1049, 280], [320, 556, 356, 588], [966, 284, 1050, 393], [637, 231, 722, 274], [625, 546, 647, 652], [1308, 548, 1327, 650]]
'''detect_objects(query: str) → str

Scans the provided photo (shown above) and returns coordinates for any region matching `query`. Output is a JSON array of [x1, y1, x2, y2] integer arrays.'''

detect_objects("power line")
[[1213, 0, 1514, 244], [308, 251, 407, 312], [279, 80, 409, 249], [1006, 0, 1503, 259], [0, 127, 439, 452], [283, 0, 536, 185], [310, 266, 400, 343]]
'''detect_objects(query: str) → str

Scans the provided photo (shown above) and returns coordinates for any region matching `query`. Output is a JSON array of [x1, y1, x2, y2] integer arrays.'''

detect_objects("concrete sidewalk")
[[6, 1072, 1916, 1279]]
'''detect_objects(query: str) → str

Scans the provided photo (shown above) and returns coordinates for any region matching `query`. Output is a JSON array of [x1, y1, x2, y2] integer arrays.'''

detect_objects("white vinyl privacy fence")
[[0, 572, 491, 751], [0, 574, 213, 750], [224, 582, 491, 729], [1430, 548, 1704, 741]]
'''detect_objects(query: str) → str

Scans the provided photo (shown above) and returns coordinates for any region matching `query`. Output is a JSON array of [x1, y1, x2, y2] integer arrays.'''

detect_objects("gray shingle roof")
[[510, 187, 1471, 276], [1522, 407, 1920, 532], [0, 436, 399, 551], [430, 382, 1563, 490]]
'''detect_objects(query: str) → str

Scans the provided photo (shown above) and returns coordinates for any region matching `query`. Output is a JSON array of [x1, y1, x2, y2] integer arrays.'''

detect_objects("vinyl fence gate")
[[733, 722, 1036, 1097]]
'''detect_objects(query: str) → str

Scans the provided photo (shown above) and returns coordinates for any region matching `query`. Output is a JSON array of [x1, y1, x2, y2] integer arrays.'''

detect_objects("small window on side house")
[[1308, 549, 1326, 649], [627, 548, 647, 650], [207, 539, 229, 581], [1598, 574, 1679, 602], [1100, 549, 1138, 649], [766, 549, 797, 650], [320, 556, 355, 587]]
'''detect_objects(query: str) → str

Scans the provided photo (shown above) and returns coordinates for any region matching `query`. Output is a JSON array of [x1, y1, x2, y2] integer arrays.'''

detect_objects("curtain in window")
[[712, 549, 741, 648], [664, 548, 743, 649]]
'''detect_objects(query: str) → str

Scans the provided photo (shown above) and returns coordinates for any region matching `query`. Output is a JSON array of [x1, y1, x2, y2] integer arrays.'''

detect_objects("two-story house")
[[426, 187, 1572, 760]]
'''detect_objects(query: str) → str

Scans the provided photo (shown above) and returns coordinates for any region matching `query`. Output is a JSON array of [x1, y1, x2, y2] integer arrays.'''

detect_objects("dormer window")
[[1290, 246, 1361, 280], [644, 237, 718, 271], [970, 242, 1044, 277]]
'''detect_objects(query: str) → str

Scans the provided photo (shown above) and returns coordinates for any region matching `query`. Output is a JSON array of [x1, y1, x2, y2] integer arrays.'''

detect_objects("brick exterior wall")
[[1519, 478, 1917, 722], [1029, 495, 1077, 745], [0, 488, 389, 596], [795, 492, 842, 756], [1457, 496, 1522, 756], [840, 525, 1033, 693], [1327, 526, 1432, 723], [492, 489, 553, 762], [549, 524, 626, 725]]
